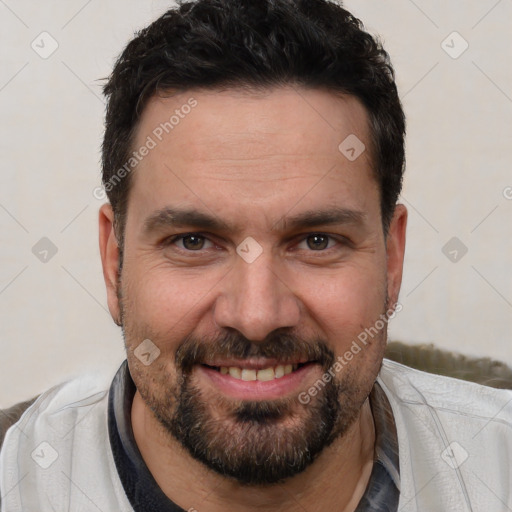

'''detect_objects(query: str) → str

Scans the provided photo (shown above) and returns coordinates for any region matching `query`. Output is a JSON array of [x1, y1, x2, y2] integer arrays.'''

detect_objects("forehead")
[[127, 86, 379, 231], [135, 86, 371, 163]]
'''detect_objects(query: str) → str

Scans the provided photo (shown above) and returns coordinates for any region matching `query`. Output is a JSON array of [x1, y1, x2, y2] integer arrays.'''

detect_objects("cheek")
[[123, 264, 218, 328], [299, 263, 387, 336]]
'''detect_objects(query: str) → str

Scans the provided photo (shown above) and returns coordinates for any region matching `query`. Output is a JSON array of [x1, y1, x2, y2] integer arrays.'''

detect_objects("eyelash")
[[163, 232, 350, 255]]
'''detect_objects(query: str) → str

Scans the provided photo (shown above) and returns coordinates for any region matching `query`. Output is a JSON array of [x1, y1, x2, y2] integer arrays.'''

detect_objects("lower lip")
[[195, 363, 319, 400]]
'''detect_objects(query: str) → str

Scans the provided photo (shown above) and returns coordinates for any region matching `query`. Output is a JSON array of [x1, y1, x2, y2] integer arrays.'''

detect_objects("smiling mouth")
[[201, 362, 312, 382]]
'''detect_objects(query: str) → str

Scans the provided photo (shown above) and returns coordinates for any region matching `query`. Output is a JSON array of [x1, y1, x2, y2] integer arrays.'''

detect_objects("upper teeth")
[[219, 364, 298, 381]]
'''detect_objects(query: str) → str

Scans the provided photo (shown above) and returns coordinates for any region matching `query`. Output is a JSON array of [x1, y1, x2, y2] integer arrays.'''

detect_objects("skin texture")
[[99, 86, 407, 511]]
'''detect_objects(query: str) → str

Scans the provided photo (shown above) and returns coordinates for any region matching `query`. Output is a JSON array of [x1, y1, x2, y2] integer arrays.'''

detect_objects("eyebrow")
[[143, 206, 366, 236]]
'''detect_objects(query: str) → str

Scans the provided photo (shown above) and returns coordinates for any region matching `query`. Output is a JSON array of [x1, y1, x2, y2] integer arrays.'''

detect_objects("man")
[[1, 0, 511, 510]]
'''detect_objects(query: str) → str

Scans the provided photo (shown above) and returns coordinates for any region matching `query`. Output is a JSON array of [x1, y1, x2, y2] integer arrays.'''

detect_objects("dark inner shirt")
[[108, 360, 400, 511]]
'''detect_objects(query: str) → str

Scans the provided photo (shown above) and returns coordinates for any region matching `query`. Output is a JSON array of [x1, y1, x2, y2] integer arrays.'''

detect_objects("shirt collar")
[[355, 380, 400, 511]]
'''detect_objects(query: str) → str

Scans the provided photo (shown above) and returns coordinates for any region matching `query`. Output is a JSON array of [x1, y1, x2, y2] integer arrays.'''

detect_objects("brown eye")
[[305, 234, 331, 251], [169, 234, 214, 251], [181, 235, 205, 250]]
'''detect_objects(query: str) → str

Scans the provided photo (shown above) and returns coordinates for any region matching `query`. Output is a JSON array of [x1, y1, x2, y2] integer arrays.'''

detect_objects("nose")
[[213, 250, 301, 342]]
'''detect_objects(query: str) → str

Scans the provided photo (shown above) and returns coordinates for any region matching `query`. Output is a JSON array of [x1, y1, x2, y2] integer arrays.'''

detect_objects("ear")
[[99, 203, 121, 325], [385, 203, 407, 306]]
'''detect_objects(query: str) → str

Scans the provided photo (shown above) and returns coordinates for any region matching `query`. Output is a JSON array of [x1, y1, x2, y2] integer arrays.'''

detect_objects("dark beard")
[[135, 330, 369, 485], [163, 374, 358, 485]]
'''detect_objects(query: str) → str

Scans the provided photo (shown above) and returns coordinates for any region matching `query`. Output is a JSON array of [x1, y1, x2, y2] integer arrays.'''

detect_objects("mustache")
[[175, 329, 336, 373]]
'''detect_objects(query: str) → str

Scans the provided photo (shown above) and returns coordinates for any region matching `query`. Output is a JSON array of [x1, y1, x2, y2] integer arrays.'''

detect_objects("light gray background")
[[1, 0, 511, 406]]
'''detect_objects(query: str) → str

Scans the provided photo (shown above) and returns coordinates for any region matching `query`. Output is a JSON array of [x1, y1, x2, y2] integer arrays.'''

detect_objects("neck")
[[132, 391, 375, 512]]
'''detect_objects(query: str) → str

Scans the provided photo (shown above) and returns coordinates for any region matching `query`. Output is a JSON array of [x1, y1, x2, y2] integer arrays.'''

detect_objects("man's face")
[[99, 86, 406, 485]]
